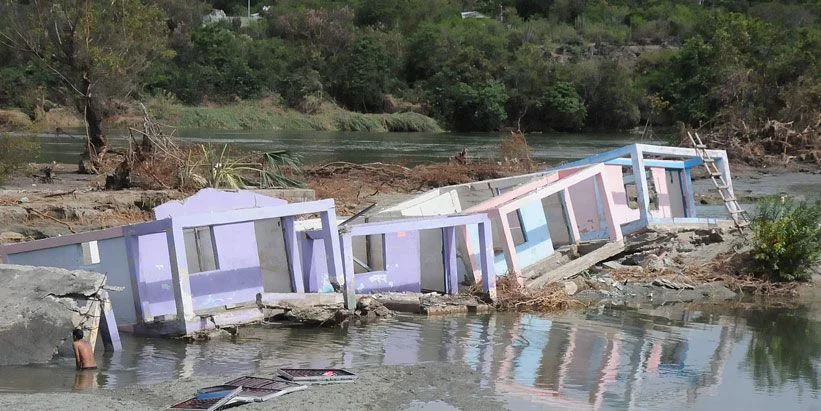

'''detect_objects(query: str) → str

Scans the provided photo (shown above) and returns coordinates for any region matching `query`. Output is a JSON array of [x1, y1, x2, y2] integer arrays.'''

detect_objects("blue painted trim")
[[604, 158, 688, 169], [683, 158, 703, 168], [545, 145, 636, 172]]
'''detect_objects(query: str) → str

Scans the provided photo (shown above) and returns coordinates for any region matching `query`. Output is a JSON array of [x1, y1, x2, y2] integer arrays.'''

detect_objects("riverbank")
[[0, 99, 443, 133], [0, 363, 506, 410]]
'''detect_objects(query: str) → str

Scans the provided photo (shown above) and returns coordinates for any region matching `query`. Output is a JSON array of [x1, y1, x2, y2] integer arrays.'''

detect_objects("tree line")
[[1, 0, 818, 143]]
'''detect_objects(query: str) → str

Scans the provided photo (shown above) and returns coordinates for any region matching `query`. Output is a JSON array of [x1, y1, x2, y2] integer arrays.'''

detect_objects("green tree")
[[505, 44, 586, 130], [333, 36, 393, 112], [436, 81, 509, 131], [0, 0, 169, 170], [571, 59, 640, 129]]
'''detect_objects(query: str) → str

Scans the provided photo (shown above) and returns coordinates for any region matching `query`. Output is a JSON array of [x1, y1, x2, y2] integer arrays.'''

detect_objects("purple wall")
[[133, 189, 285, 320], [355, 231, 422, 293], [302, 230, 423, 294], [189, 267, 264, 309]]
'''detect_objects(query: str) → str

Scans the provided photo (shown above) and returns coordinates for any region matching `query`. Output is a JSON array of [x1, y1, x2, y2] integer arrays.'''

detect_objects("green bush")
[[0, 135, 39, 184], [751, 196, 821, 282]]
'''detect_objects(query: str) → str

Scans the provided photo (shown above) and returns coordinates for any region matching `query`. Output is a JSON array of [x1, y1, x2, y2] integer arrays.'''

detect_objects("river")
[[5, 129, 820, 409], [0, 303, 817, 410], [25, 129, 666, 165]]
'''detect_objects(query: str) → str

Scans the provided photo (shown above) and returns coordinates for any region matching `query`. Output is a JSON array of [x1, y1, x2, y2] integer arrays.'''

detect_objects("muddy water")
[[1, 304, 818, 410], [23, 129, 665, 165]]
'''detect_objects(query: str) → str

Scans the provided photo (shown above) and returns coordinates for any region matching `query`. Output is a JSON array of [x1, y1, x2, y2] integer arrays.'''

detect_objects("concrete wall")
[[419, 229, 445, 292], [667, 170, 686, 217], [400, 190, 462, 217], [5, 237, 137, 325], [255, 218, 292, 293], [138, 189, 281, 315], [499, 200, 554, 273], [542, 194, 571, 246], [599, 165, 686, 224]]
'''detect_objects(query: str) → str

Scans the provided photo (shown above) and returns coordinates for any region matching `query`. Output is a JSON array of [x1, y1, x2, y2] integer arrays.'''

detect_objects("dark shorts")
[[79, 366, 97, 370]]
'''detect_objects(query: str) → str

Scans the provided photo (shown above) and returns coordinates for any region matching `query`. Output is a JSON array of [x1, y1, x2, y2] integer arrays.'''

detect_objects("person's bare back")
[[72, 329, 97, 370]]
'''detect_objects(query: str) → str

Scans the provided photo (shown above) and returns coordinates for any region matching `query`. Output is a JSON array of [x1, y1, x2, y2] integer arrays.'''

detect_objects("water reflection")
[[0, 305, 818, 410], [744, 306, 820, 392]]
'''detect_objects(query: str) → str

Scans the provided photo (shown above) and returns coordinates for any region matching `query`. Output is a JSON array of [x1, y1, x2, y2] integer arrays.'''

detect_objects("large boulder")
[[0, 264, 107, 366]]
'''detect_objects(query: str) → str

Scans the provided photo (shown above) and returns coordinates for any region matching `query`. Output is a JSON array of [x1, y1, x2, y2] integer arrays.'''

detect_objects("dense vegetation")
[[1, 0, 819, 134], [751, 196, 821, 282]]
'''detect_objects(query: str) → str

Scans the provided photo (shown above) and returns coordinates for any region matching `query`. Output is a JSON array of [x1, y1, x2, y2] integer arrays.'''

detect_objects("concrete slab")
[[527, 241, 626, 289]]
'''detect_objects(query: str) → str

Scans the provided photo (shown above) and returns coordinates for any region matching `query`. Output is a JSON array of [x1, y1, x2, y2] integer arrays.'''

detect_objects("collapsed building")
[[0, 144, 739, 336]]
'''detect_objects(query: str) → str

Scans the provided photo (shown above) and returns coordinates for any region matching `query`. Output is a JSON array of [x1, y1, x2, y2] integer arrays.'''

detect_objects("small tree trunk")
[[78, 73, 108, 174], [84, 97, 108, 155]]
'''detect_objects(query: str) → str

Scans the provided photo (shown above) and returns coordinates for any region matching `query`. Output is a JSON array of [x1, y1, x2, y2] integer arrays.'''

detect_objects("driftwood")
[[695, 117, 821, 166], [24, 207, 76, 233], [43, 189, 77, 198]]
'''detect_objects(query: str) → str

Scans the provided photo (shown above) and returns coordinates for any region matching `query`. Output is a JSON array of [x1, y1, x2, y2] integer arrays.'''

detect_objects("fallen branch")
[[24, 207, 76, 233], [43, 189, 77, 198]]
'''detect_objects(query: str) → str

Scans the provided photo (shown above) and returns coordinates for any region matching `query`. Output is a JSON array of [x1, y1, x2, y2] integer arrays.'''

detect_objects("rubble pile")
[[553, 228, 748, 307]]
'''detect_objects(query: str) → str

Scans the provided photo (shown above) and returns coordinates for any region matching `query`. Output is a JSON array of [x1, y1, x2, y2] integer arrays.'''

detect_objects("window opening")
[[354, 234, 386, 273], [183, 227, 218, 273]]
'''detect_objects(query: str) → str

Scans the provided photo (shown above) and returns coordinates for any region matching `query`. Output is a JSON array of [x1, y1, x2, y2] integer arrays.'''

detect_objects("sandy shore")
[[0, 363, 508, 410]]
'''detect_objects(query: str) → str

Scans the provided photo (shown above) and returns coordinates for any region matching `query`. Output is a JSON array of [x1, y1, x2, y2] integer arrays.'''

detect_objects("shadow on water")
[[0, 304, 818, 410]]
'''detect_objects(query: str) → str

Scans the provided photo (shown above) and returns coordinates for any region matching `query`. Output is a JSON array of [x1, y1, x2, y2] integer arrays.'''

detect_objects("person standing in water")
[[72, 329, 97, 370]]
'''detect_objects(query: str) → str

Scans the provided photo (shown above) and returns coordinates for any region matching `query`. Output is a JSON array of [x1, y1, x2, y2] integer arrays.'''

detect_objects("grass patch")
[[382, 112, 442, 132], [0, 135, 40, 184], [0, 109, 33, 131], [164, 100, 442, 132]]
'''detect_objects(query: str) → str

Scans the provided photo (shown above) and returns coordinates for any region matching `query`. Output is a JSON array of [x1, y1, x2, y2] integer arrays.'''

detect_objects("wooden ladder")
[[687, 132, 751, 230]]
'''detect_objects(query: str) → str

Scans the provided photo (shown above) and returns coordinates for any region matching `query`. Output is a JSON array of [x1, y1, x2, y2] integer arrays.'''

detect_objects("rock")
[[603, 261, 626, 270], [0, 231, 25, 244], [0, 206, 29, 224], [676, 243, 695, 253], [356, 296, 377, 311], [0, 264, 107, 366], [18, 196, 29, 204], [373, 305, 392, 317], [562, 281, 579, 296], [183, 328, 233, 342], [639, 254, 666, 271]]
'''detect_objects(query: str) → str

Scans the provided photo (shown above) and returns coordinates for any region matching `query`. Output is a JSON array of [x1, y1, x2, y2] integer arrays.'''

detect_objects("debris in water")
[[170, 386, 241, 410], [277, 368, 358, 383]]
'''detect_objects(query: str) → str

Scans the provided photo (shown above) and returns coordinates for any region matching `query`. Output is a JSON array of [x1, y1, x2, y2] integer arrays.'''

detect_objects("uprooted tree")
[[0, 0, 169, 173]]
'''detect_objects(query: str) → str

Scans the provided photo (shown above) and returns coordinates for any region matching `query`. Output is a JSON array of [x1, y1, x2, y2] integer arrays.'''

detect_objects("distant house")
[[202, 9, 261, 28], [461, 11, 488, 19]]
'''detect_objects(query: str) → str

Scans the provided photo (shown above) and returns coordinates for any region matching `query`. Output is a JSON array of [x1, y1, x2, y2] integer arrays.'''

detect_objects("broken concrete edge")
[[155, 291, 496, 339], [0, 264, 121, 366]]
